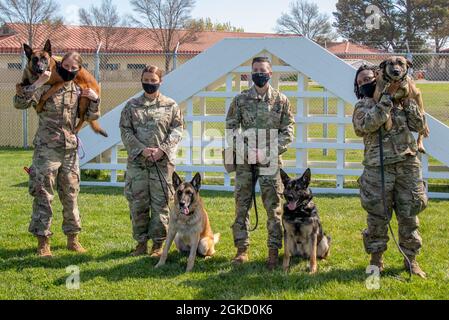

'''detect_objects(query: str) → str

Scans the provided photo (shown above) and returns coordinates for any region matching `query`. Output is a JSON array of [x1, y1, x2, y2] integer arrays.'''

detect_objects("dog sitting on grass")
[[280, 168, 331, 273], [155, 172, 220, 272]]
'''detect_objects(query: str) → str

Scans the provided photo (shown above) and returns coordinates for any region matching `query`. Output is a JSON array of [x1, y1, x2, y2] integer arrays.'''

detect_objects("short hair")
[[252, 57, 272, 69], [62, 51, 83, 69], [141, 65, 163, 81], [354, 64, 378, 99]]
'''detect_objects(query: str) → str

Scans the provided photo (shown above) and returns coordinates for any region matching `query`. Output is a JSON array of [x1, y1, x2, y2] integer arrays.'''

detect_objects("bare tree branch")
[[78, 0, 133, 52], [0, 0, 62, 47], [131, 0, 198, 72], [276, 0, 336, 42]]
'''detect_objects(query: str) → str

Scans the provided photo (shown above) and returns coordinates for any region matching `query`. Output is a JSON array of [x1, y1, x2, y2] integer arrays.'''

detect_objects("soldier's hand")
[[151, 148, 165, 162], [256, 149, 266, 164], [248, 148, 258, 165], [142, 148, 154, 159]]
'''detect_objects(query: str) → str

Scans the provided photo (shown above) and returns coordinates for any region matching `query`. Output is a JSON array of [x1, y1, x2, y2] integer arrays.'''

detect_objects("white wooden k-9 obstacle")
[[78, 37, 449, 198]]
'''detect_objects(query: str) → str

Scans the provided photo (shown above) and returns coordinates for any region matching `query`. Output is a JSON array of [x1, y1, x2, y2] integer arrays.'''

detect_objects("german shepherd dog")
[[155, 172, 220, 272], [20, 40, 107, 137], [280, 169, 331, 273], [373, 56, 428, 153]]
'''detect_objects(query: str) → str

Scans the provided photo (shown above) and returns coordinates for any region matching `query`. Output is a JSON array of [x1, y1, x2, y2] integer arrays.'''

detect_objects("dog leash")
[[150, 154, 174, 207], [378, 123, 413, 281], [249, 164, 259, 232]]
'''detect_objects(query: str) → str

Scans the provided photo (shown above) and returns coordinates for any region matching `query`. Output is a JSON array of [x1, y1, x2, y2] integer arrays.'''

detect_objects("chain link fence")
[[1, 50, 448, 149]]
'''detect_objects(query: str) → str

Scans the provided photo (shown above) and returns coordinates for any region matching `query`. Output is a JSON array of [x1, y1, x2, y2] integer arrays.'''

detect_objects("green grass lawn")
[[1, 148, 449, 300]]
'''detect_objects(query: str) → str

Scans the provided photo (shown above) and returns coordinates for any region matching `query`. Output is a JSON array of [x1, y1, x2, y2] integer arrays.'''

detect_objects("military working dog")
[[373, 56, 428, 153], [19, 40, 107, 137], [280, 168, 331, 273], [155, 172, 220, 272]]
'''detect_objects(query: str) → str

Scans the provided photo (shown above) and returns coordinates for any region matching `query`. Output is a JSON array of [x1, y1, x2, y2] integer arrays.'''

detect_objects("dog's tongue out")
[[182, 207, 190, 215], [287, 202, 297, 211]]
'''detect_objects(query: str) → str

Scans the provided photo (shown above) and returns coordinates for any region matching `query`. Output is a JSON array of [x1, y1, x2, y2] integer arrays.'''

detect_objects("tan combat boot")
[[149, 242, 163, 258], [232, 247, 249, 264], [130, 241, 148, 257], [370, 252, 384, 272], [67, 234, 87, 253], [404, 256, 427, 279], [37, 236, 52, 258], [267, 248, 279, 271]]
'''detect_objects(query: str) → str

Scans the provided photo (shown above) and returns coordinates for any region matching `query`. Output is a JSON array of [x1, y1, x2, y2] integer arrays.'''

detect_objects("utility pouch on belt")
[[222, 147, 236, 173]]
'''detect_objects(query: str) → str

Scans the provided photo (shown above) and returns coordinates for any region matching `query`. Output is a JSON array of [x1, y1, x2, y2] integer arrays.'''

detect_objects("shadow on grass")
[[181, 260, 406, 299], [63, 252, 232, 285], [0, 246, 94, 272]]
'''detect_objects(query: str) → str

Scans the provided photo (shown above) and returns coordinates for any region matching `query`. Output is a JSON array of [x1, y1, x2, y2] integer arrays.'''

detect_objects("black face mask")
[[359, 81, 376, 98], [252, 72, 271, 88], [142, 83, 160, 94], [57, 62, 78, 82]]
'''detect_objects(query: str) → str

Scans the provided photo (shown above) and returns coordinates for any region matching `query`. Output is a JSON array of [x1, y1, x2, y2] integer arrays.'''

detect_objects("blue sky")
[[58, 0, 337, 33]]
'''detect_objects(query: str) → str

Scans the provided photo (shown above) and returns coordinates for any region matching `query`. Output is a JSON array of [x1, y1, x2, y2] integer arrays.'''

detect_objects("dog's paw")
[[308, 266, 318, 274]]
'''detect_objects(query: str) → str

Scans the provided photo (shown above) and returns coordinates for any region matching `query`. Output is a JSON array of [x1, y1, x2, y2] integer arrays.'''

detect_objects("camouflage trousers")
[[28, 147, 81, 237], [358, 155, 428, 256], [125, 157, 174, 244], [232, 164, 284, 250]]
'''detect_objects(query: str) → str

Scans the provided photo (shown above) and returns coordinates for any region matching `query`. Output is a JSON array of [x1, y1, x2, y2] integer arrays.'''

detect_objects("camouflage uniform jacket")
[[120, 93, 184, 164], [226, 85, 295, 157], [352, 95, 426, 167], [14, 82, 101, 150]]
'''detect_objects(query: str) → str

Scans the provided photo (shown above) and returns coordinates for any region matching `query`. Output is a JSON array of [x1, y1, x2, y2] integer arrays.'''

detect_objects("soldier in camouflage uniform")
[[226, 57, 295, 270], [120, 65, 183, 257], [353, 65, 427, 278], [14, 52, 100, 257]]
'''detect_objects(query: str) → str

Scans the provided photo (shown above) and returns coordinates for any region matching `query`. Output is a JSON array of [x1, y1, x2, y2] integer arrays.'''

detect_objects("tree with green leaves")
[[191, 17, 244, 32], [333, 0, 429, 52], [421, 0, 449, 52]]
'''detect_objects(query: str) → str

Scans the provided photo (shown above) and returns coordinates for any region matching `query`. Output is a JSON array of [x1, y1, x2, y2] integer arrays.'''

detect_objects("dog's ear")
[[191, 173, 201, 192], [23, 44, 33, 60], [172, 172, 183, 190], [280, 169, 290, 187], [43, 39, 52, 57], [406, 59, 413, 69], [300, 168, 311, 187], [379, 60, 387, 71]]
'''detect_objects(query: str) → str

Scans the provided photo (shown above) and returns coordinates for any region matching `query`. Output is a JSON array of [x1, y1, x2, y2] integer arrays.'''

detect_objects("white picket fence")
[[79, 37, 449, 198]]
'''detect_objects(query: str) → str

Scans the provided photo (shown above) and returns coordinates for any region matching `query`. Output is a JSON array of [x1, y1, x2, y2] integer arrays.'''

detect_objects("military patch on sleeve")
[[355, 110, 365, 120]]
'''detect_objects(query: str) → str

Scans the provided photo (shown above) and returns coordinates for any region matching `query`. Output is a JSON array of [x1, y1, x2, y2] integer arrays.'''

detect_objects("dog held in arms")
[[18, 39, 107, 137], [280, 168, 331, 273], [155, 172, 220, 272], [373, 56, 429, 153]]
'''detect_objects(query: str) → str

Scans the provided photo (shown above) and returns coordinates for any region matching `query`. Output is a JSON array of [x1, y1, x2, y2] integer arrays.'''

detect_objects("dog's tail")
[[213, 233, 221, 245]]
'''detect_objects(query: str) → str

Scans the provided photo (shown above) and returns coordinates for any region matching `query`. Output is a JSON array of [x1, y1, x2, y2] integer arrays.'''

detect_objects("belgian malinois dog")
[[280, 169, 331, 273], [20, 40, 107, 137], [373, 56, 428, 153], [155, 172, 220, 272]]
